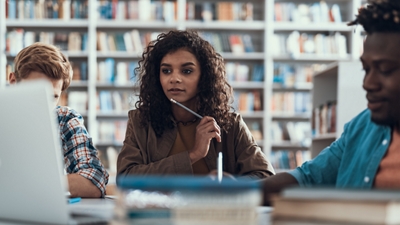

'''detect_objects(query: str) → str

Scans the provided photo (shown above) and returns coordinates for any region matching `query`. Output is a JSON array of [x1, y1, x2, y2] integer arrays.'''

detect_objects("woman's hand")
[[188, 116, 221, 164]]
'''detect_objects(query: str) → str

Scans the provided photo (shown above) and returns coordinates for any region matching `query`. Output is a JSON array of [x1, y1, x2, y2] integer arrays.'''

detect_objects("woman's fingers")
[[197, 116, 221, 142]]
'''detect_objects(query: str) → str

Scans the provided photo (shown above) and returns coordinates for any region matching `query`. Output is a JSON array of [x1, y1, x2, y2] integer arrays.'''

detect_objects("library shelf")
[[230, 81, 264, 89], [96, 52, 142, 59], [6, 19, 89, 28], [311, 61, 366, 157], [6, 51, 89, 58], [272, 114, 310, 121], [312, 133, 337, 141], [96, 20, 179, 29], [313, 61, 338, 78], [184, 21, 265, 30], [220, 52, 264, 60], [273, 22, 353, 32], [272, 86, 312, 92], [239, 111, 265, 119], [96, 83, 137, 90], [69, 81, 89, 88], [0, 0, 364, 168], [273, 54, 352, 62]]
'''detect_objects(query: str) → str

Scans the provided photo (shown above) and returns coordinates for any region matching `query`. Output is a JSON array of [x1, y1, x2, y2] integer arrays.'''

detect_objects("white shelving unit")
[[311, 61, 367, 157], [0, 0, 365, 167]]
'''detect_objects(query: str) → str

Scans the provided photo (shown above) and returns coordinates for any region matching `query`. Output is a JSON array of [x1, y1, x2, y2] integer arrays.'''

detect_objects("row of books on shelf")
[[98, 0, 176, 22], [96, 1, 255, 22], [200, 32, 255, 54], [187, 2, 254, 22], [273, 63, 317, 88], [71, 61, 88, 81], [97, 30, 145, 53], [96, 120, 127, 144], [270, 150, 311, 170], [97, 59, 137, 85], [274, 2, 343, 23], [7, 60, 132, 83], [6, 29, 87, 56], [272, 31, 348, 58], [97, 146, 118, 173], [59, 91, 87, 113], [98, 91, 137, 113], [271, 92, 311, 114], [233, 91, 262, 113], [312, 101, 337, 137], [96, 30, 256, 54], [59, 90, 137, 114], [271, 121, 311, 145], [248, 121, 262, 141], [226, 63, 263, 82], [6, 0, 88, 19]]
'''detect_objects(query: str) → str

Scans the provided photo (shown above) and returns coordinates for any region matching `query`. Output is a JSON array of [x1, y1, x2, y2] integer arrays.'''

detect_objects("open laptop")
[[0, 81, 112, 225]]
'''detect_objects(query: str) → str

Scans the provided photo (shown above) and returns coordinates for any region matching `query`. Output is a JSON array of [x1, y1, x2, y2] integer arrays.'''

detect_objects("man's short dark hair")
[[348, 0, 400, 34]]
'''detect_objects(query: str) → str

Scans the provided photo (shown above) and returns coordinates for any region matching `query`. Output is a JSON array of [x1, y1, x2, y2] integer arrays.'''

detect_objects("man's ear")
[[8, 72, 17, 84]]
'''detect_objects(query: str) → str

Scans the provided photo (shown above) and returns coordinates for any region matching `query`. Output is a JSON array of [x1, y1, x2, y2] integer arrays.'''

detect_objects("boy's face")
[[361, 33, 400, 127], [9, 71, 63, 107]]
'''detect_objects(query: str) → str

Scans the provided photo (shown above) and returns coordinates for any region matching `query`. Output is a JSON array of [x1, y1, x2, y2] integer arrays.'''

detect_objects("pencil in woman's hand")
[[170, 98, 203, 119]]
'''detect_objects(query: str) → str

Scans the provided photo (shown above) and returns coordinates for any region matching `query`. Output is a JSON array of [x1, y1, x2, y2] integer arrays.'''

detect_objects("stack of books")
[[272, 187, 400, 224], [114, 176, 262, 225]]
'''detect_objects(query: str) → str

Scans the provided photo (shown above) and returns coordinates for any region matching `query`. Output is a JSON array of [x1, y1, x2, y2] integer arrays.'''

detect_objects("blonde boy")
[[8, 43, 108, 198]]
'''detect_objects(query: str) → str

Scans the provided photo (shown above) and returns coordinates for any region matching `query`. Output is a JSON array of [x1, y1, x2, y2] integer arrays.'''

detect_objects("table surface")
[[0, 198, 272, 225]]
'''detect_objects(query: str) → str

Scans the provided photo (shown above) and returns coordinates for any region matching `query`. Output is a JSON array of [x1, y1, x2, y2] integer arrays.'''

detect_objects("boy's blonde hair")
[[13, 42, 72, 91]]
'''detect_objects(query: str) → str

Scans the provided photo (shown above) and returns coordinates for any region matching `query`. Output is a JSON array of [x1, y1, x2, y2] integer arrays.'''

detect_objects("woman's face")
[[159, 48, 201, 106]]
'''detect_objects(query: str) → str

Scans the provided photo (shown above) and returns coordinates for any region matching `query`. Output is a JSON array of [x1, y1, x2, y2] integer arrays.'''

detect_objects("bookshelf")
[[311, 61, 366, 158], [268, 0, 364, 170], [0, 0, 365, 173]]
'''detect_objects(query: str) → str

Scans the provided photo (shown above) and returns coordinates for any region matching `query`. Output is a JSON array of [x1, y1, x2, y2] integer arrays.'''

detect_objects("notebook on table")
[[0, 80, 112, 225]]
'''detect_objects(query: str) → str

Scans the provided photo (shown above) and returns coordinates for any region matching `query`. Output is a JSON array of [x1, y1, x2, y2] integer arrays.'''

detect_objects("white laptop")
[[0, 81, 112, 225]]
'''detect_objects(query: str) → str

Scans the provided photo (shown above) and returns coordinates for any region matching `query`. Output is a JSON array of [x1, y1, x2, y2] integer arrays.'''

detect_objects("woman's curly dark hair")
[[134, 30, 235, 137], [348, 0, 400, 33]]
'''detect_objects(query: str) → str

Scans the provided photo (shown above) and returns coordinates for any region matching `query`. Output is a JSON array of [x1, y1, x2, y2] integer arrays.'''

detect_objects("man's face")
[[361, 33, 400, 127], [9, 71, 63, 107]]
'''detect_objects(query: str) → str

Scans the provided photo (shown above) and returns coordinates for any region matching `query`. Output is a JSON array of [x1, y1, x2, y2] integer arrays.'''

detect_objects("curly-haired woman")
[[117, 30, 274, 179]]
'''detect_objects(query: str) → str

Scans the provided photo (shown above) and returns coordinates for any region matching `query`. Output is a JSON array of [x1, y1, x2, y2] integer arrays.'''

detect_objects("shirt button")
[[364, 176, 370, 183], [382, 139, 388, 145]]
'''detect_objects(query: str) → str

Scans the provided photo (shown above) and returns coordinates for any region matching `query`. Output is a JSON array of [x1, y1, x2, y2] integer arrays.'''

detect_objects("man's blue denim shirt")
[[288, 109, 391, 187]]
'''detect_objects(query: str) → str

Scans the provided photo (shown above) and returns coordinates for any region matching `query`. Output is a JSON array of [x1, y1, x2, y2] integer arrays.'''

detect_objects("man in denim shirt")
[[263, 0, 400, 204]]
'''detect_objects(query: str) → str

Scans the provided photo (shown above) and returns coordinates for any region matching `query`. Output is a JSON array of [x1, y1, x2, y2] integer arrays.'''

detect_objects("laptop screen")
[[0, 81, 70, 224]]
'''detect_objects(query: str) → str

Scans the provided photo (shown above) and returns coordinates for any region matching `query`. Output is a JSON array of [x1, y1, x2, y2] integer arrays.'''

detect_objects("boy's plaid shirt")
[[56, 106, 109, 196]]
